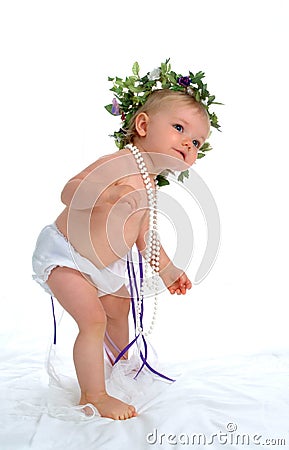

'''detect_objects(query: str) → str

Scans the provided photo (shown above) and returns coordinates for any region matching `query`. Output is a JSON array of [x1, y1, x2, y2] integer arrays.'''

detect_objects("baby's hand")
[[107, 184, 141, 210], [168, 272, 192, 295], [161, 265, 192, 295]]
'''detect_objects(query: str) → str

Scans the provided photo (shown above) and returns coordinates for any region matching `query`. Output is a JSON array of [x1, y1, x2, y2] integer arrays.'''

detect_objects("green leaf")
[[156, 174, 170, 186], [167, 73, 177, 84], [207, 95, 216, 105], [104, 104, 113, 114], [195, 90, 201, 102], [195, 71, 205, 80], [201, 142, 212, 152], [128, 85, 143, 93], [197, 152, 206, 159], [132, 61, 140, 76], [160, 62, 168, 75], [177, 170, 189, 183], [111, 86, 122, 95]]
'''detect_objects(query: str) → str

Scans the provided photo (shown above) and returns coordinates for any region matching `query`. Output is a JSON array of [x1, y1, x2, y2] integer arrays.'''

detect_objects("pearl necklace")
[[125, 144, 160, 337]]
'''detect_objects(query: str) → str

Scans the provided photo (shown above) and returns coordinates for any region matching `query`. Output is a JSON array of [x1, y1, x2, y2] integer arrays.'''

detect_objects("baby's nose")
[[181, 138, 192, 149]]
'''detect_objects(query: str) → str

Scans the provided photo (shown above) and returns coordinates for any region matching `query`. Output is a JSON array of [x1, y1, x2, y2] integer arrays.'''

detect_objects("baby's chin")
[[145, 152, 190, 174], [166, 159, 190, 172]]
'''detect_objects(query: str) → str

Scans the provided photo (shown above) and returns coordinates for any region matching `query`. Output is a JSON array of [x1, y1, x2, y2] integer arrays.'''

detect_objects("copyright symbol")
[[226, 422, 237, 432]]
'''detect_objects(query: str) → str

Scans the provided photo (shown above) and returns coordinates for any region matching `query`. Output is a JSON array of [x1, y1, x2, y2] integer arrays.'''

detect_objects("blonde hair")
[[124, 89, 208, 145]]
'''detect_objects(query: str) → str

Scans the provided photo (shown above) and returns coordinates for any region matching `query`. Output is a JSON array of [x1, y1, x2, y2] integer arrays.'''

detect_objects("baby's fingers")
[[185, 279, 192, 290], [169, 287, 177, 295], [179, 274, 192, 290], [178, 280, 192, 294], [119, 189, 141, 210], [169, 286, 184, 295]]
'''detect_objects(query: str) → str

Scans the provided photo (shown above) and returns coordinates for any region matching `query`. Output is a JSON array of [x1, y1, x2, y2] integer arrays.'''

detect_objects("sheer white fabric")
[[1, 331, 289, 450]]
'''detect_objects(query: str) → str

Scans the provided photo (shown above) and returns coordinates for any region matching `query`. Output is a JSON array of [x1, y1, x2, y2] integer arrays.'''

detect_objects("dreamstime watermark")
[[146, 423, 286, 446], [66, 151, 221, 296]]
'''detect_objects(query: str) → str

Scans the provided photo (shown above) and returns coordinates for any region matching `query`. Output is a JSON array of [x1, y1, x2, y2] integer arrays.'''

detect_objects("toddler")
[[32, 60, 219, 420]]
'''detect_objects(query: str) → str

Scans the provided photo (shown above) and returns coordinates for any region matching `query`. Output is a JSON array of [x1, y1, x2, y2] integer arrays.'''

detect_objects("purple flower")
[[177, 76, 191, 87], [112, 98, 120, 115]]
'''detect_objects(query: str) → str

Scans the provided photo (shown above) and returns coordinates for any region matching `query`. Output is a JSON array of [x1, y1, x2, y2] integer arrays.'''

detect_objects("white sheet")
[[1, 326, 288, 450], [1, 1, 289, 448]]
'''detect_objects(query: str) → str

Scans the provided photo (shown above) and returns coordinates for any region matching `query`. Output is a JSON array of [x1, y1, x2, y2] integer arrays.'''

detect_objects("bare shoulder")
[[69, 150, 118, 180], [68, 148, 134, 185]]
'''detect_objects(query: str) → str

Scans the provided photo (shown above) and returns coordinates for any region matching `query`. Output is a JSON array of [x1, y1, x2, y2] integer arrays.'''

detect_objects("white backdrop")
[[0, 0, 288, 365]]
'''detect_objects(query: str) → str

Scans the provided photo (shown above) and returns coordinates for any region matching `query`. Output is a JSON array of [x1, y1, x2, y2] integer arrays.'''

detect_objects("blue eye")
[[193, 139, 200, 149], [173, 124, 183, 132]]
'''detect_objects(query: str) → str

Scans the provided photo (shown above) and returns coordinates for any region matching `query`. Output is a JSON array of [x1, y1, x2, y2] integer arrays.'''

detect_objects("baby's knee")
[[79, 309, 107, 333]]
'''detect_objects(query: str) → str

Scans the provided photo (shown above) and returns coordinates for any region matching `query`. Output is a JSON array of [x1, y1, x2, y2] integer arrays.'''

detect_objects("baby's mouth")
[[174, 149, 186, 160]]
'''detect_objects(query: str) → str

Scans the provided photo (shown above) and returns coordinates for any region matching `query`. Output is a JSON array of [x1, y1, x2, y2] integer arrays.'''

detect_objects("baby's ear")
[[135, 112, 149, 137]]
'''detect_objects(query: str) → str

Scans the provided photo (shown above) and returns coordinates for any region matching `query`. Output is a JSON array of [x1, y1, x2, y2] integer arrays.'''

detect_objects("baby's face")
[[139, 100, 210, 172]]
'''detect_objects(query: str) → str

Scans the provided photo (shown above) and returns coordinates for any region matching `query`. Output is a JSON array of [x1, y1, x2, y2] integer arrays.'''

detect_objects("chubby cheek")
[[187, 151, 198, 166]]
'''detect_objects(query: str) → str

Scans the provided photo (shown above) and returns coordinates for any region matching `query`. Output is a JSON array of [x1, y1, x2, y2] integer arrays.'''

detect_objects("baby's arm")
[[61, 178, 106, 209], [61, 152, 144, 211], [157, 245, 192, 295], [61, 178, 137, 210], [136, 218, 192, 295]]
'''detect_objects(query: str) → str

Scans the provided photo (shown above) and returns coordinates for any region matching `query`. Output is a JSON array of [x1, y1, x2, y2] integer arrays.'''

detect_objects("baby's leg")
[[46, 266, 137, 420], [100, 285, 131, 363]]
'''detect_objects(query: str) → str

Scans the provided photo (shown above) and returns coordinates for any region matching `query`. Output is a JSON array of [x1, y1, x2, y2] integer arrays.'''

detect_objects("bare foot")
[[80, 393, 137, 420]]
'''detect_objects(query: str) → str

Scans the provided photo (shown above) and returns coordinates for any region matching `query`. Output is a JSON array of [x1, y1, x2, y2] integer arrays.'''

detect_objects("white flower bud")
[[148, 68, 161, 81]]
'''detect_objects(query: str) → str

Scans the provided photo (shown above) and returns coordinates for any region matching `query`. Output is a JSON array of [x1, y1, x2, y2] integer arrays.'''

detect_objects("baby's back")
[[55, 148, 149, 268]]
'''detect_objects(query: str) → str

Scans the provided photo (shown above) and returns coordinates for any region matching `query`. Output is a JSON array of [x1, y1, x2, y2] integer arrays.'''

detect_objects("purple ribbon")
[[50, 249, 174, 382], [115, 249, 175, 382], [50, 296, 57, 345]]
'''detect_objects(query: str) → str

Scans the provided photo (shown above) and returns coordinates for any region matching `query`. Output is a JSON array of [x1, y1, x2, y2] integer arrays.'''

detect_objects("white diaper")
[[32, 223, 128, 297]]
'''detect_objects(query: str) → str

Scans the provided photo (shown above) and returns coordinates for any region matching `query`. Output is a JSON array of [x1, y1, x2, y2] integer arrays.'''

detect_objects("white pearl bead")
[[125, 144, 160, 337]]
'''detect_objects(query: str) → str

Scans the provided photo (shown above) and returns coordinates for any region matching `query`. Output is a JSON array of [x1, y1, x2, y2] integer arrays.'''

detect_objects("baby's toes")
[[127, 407, 135, 418]]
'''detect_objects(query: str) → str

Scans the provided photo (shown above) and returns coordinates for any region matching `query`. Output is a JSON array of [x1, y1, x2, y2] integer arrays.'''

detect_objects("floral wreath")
[[105, 59, 222, 186]]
